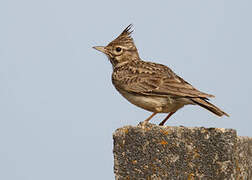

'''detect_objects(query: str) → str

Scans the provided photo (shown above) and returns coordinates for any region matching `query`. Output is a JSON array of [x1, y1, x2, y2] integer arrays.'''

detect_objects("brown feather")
[[113, 60, 214, 99], [190, 98, 229, 117]]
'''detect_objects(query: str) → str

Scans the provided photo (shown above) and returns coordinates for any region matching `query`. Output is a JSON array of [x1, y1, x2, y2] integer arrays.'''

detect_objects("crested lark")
[[93, 24, 229, 126]]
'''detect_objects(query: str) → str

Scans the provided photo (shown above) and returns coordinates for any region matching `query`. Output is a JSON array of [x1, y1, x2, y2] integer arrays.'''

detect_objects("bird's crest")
[[108, 24, 135, 48], [120, 24, 134, 37]]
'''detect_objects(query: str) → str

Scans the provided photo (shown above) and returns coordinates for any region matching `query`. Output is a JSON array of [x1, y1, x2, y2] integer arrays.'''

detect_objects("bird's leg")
[[144, 112, 157, 123], [159, 111, 176, 126]]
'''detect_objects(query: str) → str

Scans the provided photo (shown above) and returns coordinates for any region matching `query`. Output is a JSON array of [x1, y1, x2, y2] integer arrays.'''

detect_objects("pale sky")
[[1, 0, 252, 179]]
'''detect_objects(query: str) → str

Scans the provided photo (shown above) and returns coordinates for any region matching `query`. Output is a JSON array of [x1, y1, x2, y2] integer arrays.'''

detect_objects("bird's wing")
[[113, 61, 214, 98]]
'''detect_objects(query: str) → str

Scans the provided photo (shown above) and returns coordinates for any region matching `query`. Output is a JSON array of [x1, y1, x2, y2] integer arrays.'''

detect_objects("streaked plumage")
[[93, 24, 229, 125]]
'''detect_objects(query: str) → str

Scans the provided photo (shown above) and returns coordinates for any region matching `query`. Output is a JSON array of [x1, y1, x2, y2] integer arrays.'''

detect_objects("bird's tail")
[[190, 98, 229, 117]]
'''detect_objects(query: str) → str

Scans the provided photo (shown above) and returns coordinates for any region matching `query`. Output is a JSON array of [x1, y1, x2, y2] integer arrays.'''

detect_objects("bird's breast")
[[115, 88, 182, 113]]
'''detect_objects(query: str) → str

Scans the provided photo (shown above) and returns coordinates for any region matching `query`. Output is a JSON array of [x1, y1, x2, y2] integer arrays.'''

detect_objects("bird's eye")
[[115, 47, 122, 52]]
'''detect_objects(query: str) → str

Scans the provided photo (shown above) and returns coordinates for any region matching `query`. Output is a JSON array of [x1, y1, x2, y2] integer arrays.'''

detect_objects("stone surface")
[[113, 123, 252, 180]]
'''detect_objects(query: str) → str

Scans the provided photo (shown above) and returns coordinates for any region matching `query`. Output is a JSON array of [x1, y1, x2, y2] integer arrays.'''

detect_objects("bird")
[[93, 24, 229, 126]]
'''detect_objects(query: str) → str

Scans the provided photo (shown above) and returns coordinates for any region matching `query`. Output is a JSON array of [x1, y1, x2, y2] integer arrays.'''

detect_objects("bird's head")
[[93, 24, 139, 68]]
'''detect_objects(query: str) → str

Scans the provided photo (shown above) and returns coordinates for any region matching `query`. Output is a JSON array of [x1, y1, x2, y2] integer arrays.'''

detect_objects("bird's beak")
[[93, 46, 106, 54]]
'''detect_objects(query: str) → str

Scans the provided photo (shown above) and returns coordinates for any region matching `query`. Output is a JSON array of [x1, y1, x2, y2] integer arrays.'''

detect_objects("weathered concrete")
[[113, 123, 252, 180]]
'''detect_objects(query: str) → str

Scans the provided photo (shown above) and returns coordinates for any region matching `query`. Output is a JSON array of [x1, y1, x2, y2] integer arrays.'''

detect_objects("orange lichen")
[[193, 150, 200, 159], [132, 160, 137, 164], [187, 173, 195, 180], [160, 129, 169, 135], [160, 140, 168, 145]]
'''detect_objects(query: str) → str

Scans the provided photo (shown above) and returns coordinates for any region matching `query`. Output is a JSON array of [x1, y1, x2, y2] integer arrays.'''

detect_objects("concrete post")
[[113, 123, 252, 179]]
